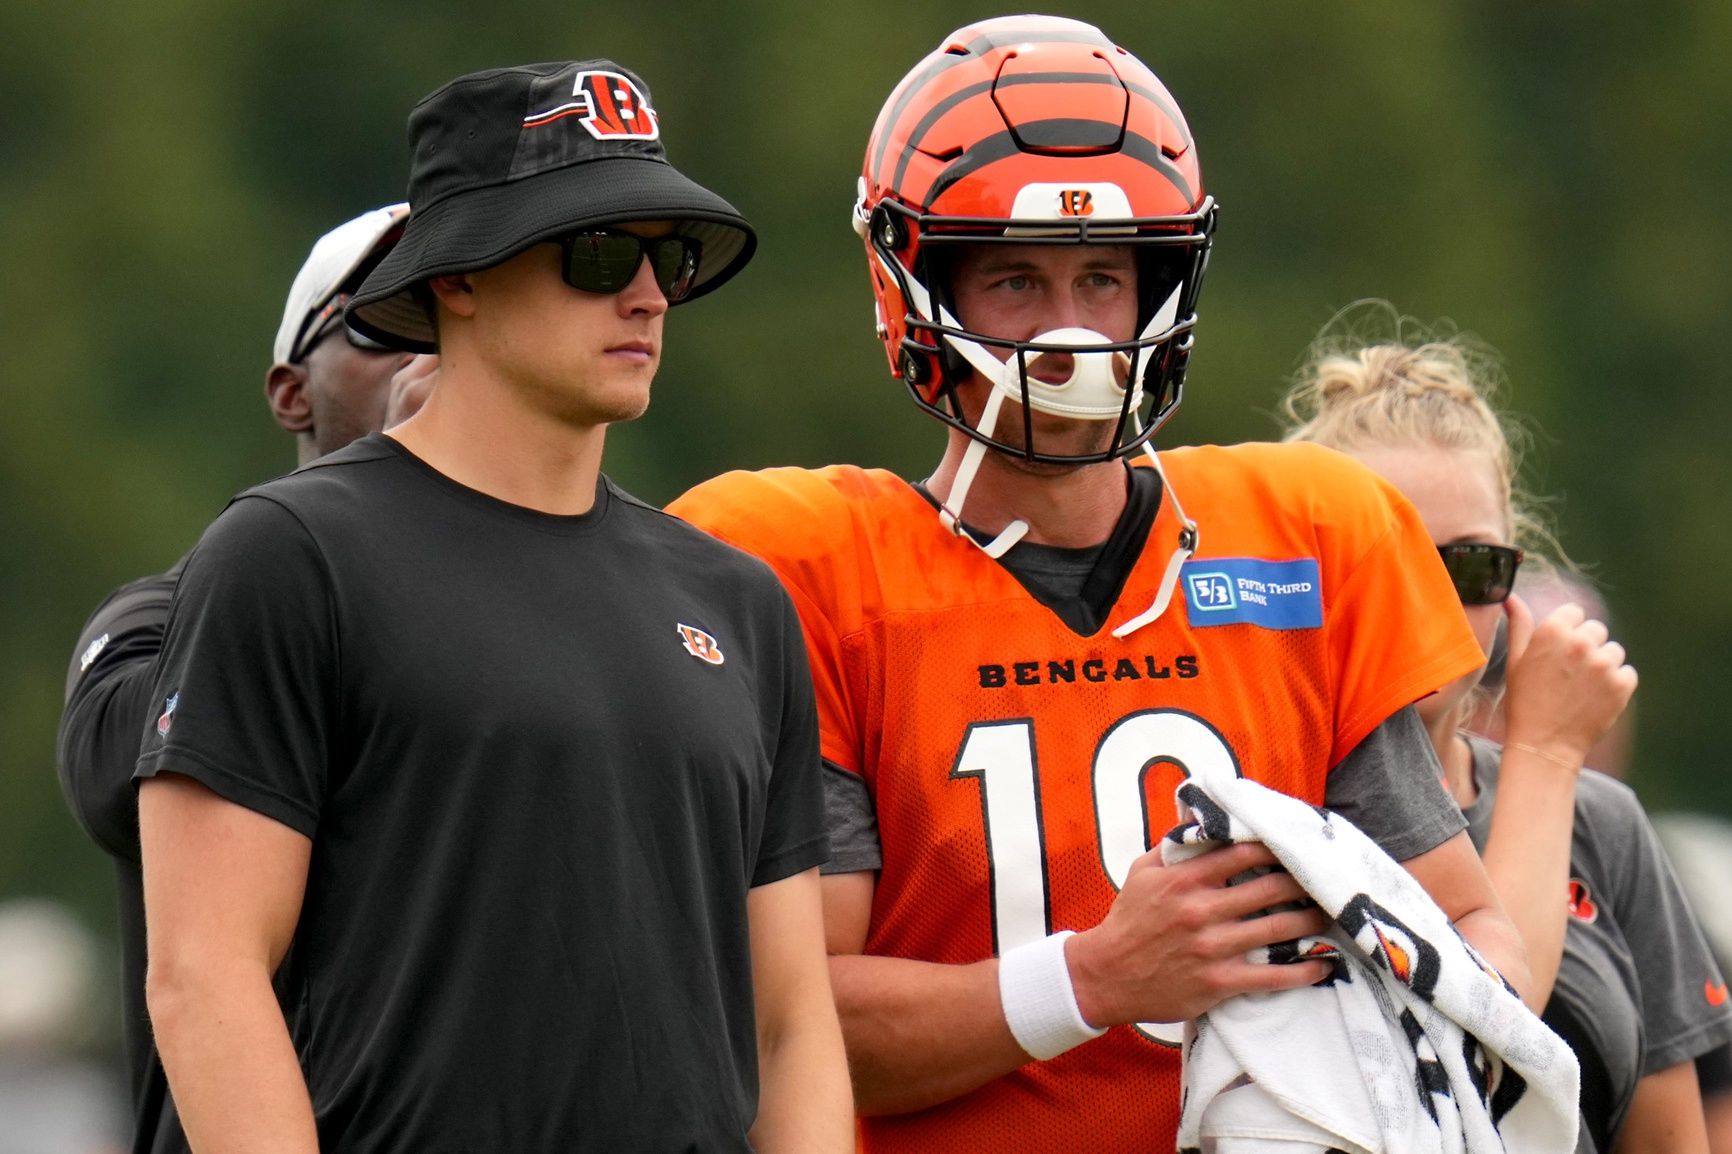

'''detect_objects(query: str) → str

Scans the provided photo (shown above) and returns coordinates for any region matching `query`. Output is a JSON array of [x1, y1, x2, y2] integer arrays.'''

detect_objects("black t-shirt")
[[58, 561, 192, 1154], [135, 435, 828, 1152]]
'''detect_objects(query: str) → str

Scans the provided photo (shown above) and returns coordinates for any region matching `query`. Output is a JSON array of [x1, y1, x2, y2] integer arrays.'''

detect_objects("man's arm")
[[1326, 708, 1532, 1000], [1399, 830, 1531, 999], [745, 868, 853, 1153], [823, 843, 1332, 1116], [140, 773, 316, 1153]]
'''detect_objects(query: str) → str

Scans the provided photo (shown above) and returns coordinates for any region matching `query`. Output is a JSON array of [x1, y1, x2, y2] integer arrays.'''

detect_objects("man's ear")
[[265, 362, 313, 435], [428, 273, 476, 319]]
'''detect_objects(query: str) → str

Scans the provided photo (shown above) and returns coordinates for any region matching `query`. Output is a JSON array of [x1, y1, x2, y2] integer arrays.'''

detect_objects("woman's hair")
[[1279, 301, 1561, 563]]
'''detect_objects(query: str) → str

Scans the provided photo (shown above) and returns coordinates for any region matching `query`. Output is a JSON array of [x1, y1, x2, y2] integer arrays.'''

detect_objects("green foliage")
[[4, 0, 1728, 950]]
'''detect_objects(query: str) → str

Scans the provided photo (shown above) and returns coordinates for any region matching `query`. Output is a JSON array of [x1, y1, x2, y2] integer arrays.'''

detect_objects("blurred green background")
[[3, 0, 1728, 1021]]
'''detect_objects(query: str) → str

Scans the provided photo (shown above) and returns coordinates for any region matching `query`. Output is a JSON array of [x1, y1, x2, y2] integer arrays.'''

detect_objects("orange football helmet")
[[854, 15, 1216, 466]]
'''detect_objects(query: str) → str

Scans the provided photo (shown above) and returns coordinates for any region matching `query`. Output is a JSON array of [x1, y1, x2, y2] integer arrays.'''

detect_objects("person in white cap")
[[56, 204, 426, 1154], [268, 202, 428, 464]]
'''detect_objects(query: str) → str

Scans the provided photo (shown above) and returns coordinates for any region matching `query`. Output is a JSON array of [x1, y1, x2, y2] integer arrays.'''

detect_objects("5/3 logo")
[[950, 709, 1242, 1047]]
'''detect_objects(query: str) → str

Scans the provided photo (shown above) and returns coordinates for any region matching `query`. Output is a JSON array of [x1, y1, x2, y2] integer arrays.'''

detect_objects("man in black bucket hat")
[[136, 60, 852, 1153]]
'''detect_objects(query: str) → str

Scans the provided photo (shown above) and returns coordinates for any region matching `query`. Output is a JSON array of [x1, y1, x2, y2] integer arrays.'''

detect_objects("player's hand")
[[384, 354, 438, 428], [1500, 592, 1636, 770], [1064, 841, 1332, 1028]]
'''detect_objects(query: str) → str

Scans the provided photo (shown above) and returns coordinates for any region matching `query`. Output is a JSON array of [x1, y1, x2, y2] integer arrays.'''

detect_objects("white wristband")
[[997, 930, 1107, 1060]]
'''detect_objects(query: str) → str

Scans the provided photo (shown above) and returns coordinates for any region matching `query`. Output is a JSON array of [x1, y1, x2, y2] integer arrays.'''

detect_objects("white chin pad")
[[999, 328, 1139, 421]]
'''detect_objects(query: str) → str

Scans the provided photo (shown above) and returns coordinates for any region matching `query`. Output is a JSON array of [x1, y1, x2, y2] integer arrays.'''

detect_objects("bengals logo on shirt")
[[1567, 878, 1598, 924], [676, 623, 725, 665]]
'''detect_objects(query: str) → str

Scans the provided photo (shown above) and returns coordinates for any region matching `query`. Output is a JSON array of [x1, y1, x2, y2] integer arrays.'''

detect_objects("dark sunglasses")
[[1438, 543, 1523, 605], [290, 294, 395, 363], [558, 230, 702, 301]]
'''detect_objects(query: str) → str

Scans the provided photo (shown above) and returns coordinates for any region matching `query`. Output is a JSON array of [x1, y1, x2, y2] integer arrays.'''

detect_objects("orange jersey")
[[669, 441, 1484, 1153]]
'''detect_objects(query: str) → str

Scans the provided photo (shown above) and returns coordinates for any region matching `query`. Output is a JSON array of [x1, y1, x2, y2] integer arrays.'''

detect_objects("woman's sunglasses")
[[1438, 543, 1523, 605], [558, 230, 702, 302]]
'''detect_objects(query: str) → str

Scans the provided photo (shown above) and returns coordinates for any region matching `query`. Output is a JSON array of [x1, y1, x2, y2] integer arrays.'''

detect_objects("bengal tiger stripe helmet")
[[852, 15, 1217, 464]]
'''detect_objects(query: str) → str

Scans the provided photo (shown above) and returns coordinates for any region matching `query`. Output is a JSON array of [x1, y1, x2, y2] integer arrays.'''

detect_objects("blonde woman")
[[1280, 314, 1731, 1153]]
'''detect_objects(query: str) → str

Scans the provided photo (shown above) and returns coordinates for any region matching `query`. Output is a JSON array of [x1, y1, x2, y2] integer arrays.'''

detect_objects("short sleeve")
[[56, 565, 181, 861], [1325, 477, 1487, 764], [821, 759, 883, 874], [749, 584, 830, 887], [1589, 778, 1732, 1072], [133, 496, 338, 838], [1325, 706, 1466, 861]]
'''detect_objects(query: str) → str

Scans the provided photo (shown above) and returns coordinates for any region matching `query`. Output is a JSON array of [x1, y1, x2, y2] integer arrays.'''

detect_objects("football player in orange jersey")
[[669, 15, 1530, 1151]]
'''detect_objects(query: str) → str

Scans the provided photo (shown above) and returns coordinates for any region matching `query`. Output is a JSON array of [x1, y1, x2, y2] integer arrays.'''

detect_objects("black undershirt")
[[916, 463, 1161, 635]]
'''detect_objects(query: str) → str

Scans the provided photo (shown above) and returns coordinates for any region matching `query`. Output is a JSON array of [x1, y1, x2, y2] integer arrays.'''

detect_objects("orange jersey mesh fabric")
[[669, 441, 1485, 1153]]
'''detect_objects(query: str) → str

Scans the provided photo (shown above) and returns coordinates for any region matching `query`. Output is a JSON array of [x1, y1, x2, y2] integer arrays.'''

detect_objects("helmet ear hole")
[[869, 205, 908, 254], [898, 345, 932, 387]]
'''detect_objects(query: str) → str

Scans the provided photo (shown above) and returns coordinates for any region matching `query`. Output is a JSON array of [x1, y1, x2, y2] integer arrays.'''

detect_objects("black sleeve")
[[1699, 1041, 1732, 1097], [133, 496, 338, 838], [750, 583, 830, 887], [1324, 705, 1467, 861], [56, 563, 184, 861]]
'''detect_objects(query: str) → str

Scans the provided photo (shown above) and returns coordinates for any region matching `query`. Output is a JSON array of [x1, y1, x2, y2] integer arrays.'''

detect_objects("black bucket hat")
[[349, 60, 756, 352]]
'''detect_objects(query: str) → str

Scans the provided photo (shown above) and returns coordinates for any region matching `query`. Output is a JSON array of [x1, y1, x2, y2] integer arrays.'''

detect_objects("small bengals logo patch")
[[676, 623, 725, 665], [1057, 189, 1094, 216], [1567, 878, 1598, 924]]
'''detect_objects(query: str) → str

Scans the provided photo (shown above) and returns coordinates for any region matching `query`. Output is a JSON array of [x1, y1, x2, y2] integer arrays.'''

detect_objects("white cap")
[[272, 203, 410, 364]]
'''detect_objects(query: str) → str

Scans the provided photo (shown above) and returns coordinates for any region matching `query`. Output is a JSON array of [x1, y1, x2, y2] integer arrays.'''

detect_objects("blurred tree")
[[2, 0, 1727, 968]]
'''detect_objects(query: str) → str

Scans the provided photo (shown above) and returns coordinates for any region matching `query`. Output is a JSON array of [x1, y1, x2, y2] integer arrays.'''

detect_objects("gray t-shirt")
[[1461, 734, 1732, 1153]]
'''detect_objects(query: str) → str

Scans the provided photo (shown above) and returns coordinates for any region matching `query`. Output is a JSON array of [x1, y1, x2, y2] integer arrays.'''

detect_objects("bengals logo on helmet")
[[1057, 189, 1095, 217], [523, 70, 660, 142], [676, 623, 725, 665]]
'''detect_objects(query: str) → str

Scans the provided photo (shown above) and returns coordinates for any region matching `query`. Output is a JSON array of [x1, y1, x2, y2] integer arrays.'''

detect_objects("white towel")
[[1163, 774, 1579, 1154]]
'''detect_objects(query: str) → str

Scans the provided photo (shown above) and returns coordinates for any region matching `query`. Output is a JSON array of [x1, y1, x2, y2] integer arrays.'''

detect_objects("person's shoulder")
[[63, 557, 187, 701], [667, 464, 915, 559], [1165, 441, 1395, 508], [671, 463, 904, 522], [1570, 767, 1652, 840], [1161, 441, 1410, 562], [211, 435, 406, 551], [236, 435, 399, 508], [78, 559, 184, 633]]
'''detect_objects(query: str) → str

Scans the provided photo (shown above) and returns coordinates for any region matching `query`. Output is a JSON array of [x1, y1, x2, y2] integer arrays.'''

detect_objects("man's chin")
[[986, 432, 1120, 473]]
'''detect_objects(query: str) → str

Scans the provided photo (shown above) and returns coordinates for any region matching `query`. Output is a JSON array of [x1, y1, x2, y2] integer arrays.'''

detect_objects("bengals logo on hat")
[[676, 623, 725, 665], [523, 70, 660, 142]]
